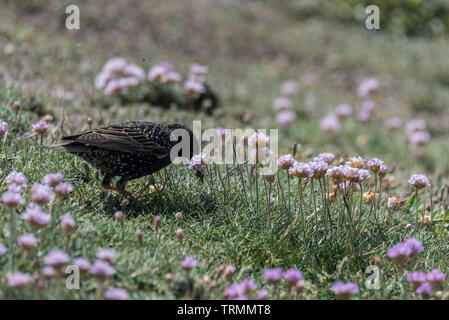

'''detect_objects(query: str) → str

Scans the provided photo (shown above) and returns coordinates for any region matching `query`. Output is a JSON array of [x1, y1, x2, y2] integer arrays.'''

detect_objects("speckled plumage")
[[45, 121, 195, 205]]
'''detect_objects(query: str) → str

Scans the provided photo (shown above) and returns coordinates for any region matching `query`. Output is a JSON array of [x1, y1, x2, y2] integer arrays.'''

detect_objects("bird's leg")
[[116, 177, 143, 208], [102, 174, 135, 196], [102, 174, 121, 193], [101, 174, 113, 189]]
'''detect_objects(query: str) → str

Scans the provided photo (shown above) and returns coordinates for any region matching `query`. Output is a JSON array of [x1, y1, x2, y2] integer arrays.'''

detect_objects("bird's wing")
[[63, 123, 172, 156]]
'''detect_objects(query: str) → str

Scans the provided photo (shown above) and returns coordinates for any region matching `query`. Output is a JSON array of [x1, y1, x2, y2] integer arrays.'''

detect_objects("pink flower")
[[248, 132, 270, 148], [378, 165, 387, 179], [42, 266, 56, 279], [327, 165, 346, 184], [184, 79, 205, 94], [190, 63, 208, 77], [280, 80, 299, 95], [276, 110, 296, 127], [5, 171, 27, 187], [2, 190, 25, 208], [278, 154, 296, 170], [104, 80, 122, 95], [273, 96, 293, 111], [148, 62, 182, 83], [357, 110, 372, 122], [90, 260, 116, 279], [61, 213, 76, 234], [263, 268, 283, 284], [188, 152, 207, 173], [367, 158, 384, 174], [358, 77, 379, 97], [154, 215, 162, 228], [314, 153, 335, 164], [216, 127, 227, 138], [416, 282, 432, 298], [408, 174, 430, 189], [331, 281, 359, 299], [73, 257, 91, 272], [176, 229, 184, 242], [309, 161, 329, 179], [357, 101, 375, 122], [257, 289, 269, 300], [17, 233, 37, 250], [21, 204, 51, 228], [427, 269, 446, 290], [105, 287, 130, 300], [181, 256, 198, 271], [409, 131, 430, 147], [223, 283, 244, 299], [224, 264, 236, 278], [346, 156, 365, 169], [97, 248, 115, 265], [42, 172, 64, 188], [384, 117, 402, 131], [405, 119, 426, 135], [0, 243, 7, 256], [7, 272, 31, 288], [114, 211, 124, 223], [54, 182, 74, 197], [250, 147, 272, 166], [44, 250, 70, 267], [0, 120, 8, 136], [336, 104, 352, 119], [289, 162, 313, 179], [123, 63, 145, 80], [12, 101, 21, 110], [96, 57, 144, 94], [31, 183, 54, 205], [175, 212, 183, 224], [320, 113, 341, 134], [103, 57, 128, 73], [32, 120, 49, 135], [283, 269, 303, 287]]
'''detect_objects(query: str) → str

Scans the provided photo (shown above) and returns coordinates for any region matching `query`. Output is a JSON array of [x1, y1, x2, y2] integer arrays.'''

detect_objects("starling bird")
[[44, 121, 195, 206]]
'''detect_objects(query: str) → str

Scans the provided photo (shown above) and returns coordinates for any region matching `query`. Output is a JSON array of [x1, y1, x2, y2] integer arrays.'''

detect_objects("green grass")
[[1, 0, 449, 300]]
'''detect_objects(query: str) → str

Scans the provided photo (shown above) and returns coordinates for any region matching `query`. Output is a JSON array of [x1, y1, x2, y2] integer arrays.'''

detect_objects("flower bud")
[[135, 229, 143, 246], [176, 228, 184, 243], [362, 190, 375, 204], [175, 212, 183, 225], [154, 215, 161, 231]]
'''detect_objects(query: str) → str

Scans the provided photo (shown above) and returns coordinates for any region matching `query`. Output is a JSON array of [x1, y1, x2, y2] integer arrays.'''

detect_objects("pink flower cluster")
[[0, 120, 8, 136], [320, 113, 341, 135], [387, 238, 424, 265], [184, 63, 208, 96], [358, 77, 379, 97], [357, 100, 375, 122], [95, 57, 145, 95], [405, 119, 430, 155], [408, 269, 445, 298], [274, 80, 298, 127], [248, 132, 272, 166], [32, 120, 49, 135], [148, 62, 182, 83], [188, 152, 208, 174]]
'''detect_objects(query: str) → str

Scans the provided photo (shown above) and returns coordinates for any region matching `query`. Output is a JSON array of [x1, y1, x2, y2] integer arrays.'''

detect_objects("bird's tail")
[[40, 142, 89, 153]]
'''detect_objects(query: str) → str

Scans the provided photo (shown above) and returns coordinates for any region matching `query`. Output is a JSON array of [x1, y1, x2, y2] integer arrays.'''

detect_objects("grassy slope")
[[0, 0, 449, 299]]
